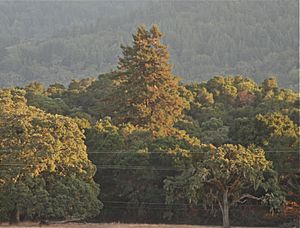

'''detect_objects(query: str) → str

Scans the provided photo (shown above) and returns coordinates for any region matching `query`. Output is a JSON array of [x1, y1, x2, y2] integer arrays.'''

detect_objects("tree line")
[[0, 0, 298, 89], [0, 25, 299, 227]]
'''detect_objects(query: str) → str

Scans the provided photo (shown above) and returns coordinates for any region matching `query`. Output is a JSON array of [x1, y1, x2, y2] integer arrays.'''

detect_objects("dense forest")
[[0, 1, 298, 89], [0, 25, 299, 227]]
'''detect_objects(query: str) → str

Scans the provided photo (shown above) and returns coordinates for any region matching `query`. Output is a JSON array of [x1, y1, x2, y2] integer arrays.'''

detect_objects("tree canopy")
[[0, 24, 298, 227], [113, 25, 188, 136], [0, 89, 102, 222], [0, 1, 298, 89], [164, 144, 284, 228]]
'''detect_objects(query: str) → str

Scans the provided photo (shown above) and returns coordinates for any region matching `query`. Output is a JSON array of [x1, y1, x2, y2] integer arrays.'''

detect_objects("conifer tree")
[[115, 25, 189, 136]]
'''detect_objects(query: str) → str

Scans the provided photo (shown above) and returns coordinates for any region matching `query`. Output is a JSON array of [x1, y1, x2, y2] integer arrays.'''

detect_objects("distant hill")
[[0, 0, 298, 89]]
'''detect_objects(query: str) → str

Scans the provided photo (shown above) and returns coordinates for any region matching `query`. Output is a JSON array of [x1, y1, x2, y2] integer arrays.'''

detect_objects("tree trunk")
[[9, 207, 20, 224], [15, 208, 20, 223], [222, 190, 230, 228]]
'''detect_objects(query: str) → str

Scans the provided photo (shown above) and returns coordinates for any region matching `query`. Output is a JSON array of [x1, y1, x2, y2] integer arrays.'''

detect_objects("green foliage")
[[25, 82, 46, 95], [0, 14, 298, 225], [113, 25, 189, 136], [0, 89, 102, 221], [53, 73, 297, 225], [47, 83, 66, 98], [255, 112, 299, 150], [198, 118, 229, 146], [26, 93, 70, 115], [262, 77, 278, 92], [0, 1, 297, 89], [85, 117, 201, 222], [164, 144, 284, 227]]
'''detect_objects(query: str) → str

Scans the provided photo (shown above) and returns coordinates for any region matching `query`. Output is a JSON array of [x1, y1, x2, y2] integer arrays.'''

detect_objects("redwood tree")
[[115, 25, 189, 136]]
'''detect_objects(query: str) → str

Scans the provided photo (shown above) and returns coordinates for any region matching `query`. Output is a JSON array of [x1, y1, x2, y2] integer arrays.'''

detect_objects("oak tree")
[[164, 144, 284, 228]]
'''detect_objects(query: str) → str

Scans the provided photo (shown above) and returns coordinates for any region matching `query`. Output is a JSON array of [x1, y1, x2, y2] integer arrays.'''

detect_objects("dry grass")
[[0, 222, 276, 228], [0, 222, 207, 228]]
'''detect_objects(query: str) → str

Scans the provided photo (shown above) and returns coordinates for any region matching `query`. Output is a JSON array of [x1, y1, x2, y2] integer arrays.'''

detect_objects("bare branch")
[[217, 200, 224, 215], [230, 194, 261, 206], [228, 175, 241, 193]]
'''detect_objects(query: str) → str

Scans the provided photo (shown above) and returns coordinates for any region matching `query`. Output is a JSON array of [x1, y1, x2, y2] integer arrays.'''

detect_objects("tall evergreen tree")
[[115, 25, 188, 136]]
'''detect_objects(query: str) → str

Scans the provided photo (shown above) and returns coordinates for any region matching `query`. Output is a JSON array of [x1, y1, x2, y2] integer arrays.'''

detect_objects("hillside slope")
[[0, 0, 298, 88]]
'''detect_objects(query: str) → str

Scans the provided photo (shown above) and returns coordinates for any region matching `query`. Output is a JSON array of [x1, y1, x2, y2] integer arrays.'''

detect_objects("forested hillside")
[[0, 0, 298, 88], [1, 25, 298, 227]]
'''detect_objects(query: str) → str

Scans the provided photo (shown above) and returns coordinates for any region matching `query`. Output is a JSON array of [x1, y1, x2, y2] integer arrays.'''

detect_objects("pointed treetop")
[[150, 24, 163, 39], [114, 25, 189, 136]]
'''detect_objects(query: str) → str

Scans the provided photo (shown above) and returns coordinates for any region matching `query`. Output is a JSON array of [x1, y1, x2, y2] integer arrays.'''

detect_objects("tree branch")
[[231, 194, 261, 206], [204, 178, 225, 191], [228, 175, 241, 193], [217, 200, 224, 215]]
